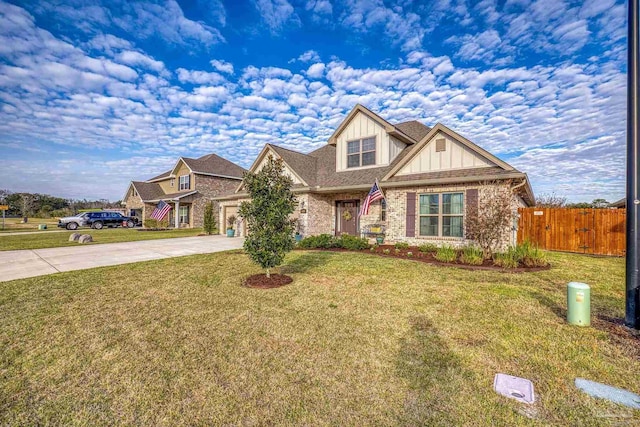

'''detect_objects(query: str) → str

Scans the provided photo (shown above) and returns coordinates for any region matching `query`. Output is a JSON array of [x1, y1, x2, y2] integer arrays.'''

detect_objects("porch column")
[[174, 201, 180, 228]]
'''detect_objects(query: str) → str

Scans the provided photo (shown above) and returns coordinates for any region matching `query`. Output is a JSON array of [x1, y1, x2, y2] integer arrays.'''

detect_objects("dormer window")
[[347, 137, 376, 168], [179, 175, 190, 191]]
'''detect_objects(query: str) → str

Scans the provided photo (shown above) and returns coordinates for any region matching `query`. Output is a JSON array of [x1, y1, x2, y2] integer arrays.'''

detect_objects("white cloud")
[[116, 50, 166, 74], [176, 68, 227, 85], [210, 59, 234, 74], [253, 0, 300, 33], [306, 63, 326, 79], [296, 50, 321, 63]]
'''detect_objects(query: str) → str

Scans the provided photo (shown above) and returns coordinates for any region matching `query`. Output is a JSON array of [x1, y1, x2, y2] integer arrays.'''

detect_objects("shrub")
[[394, 242, 410, 250], [226, 214, 236, 230], [493, 247, 520, 268], [203, 202, 216, 235], [144, 219, 158, 229], [418, 243, 437, 253], [465, 184, 515, 258], [383, 249, 391, 255], [406, 251, 413, 258], [460, 245, 484, 266], [298, 234, 336, 249], [435, 244, 457, 263], [370, 247, 376, 252], [516, 241, 548, 267], [336, 234, 370, 250], [395, 248, 401, 254]]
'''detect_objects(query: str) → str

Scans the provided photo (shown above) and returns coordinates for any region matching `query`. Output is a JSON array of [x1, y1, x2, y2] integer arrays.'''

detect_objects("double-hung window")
[[419, 193, 464, 237], [347, 137, 376, 168], [179, 175, 190, 191]]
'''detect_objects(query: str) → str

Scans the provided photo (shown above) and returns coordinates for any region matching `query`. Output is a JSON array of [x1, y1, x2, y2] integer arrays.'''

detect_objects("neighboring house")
[[215, 104, 535, 246], [609, 198, 625, 208], [123, 153, 246, 228]]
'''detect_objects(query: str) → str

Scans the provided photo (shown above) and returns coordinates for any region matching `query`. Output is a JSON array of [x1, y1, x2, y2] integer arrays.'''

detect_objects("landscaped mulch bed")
[[300, 244, 550, 273], [244, 273, 293, 288]]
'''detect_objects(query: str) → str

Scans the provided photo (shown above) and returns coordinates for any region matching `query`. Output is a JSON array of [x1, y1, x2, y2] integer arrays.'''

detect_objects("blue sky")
[[0, 0, 628, 202]]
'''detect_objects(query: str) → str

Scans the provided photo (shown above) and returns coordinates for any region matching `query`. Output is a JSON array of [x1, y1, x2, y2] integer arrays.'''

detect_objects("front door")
[[336, 200, 359, 236]]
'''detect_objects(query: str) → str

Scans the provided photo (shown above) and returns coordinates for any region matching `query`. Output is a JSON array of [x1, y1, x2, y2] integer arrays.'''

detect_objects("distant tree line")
[[535, 193, 611, 209], [0, 189, 121, 218]]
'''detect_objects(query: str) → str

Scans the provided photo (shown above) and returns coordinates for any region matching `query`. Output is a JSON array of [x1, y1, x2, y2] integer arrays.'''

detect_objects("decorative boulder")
[[78, 234, 93, 244], [69, 233, 81, 242]]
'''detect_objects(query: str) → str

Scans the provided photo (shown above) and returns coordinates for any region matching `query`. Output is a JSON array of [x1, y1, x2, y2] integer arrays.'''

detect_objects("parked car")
[[58, 212, 138, 230]]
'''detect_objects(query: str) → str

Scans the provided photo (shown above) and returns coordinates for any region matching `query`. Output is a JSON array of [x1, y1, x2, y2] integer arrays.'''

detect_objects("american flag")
[[151, 200, 172, 220], [359, 181, 384, 217]]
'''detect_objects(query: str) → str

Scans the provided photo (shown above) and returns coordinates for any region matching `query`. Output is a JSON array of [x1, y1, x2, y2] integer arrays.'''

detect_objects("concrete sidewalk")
[[0, 235, 244, 282]]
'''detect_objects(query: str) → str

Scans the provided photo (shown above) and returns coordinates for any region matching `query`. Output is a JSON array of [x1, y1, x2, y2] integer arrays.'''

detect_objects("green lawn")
[[0, 251, 637, 426], [0, 227, 205, 251], [0, 217, 60, 233]]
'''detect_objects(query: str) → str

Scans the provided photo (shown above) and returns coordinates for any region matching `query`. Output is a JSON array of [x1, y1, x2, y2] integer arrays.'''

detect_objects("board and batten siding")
[[389, 136, 407, 164], [396, 132, 494, 176], [336, 111, 395, 171]]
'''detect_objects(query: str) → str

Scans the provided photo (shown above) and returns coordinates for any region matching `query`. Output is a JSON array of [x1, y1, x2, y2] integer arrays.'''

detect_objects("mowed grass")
[[0, 250, 638, 426], [0, 228, 204, 251], [0, 217, 60, 232]]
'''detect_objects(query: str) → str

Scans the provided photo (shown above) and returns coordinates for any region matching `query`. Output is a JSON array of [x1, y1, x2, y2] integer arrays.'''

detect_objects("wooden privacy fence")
[[517, 208, 626, 256]]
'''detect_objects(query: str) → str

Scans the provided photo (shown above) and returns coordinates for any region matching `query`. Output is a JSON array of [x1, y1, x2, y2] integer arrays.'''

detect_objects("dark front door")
[[336, 200, 359, 236]]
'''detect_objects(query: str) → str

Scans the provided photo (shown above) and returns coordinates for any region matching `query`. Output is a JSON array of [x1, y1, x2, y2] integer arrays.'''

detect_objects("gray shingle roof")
[[269, 144, 317, 186], [132, 181, 164, 201], [394, 121, 431, 142], [148, 170, 171, 181], [384, 166, 521, 183], [182, 153, 246, 178]]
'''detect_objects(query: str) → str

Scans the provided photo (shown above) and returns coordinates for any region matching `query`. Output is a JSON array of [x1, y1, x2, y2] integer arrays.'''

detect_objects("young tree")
[[203, 201, 216, 235], [239, 155, 296, 278], [465, 183, 515, 259], [535, 192, 567, 208]]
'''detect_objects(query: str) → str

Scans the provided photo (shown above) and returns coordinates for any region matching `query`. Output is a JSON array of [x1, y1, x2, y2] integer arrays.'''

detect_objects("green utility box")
[[567, 282, 591, 326], [38, 224, 47, 230]]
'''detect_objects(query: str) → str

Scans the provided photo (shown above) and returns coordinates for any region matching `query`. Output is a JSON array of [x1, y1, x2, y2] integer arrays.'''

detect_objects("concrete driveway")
[[0, 236, 244, 282]]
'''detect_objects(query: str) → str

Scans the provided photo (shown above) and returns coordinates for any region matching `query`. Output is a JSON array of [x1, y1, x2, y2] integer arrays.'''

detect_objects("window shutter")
[[465, 188, 478, 238], [435, 138, 446, 152], [406, 192, 416, 237]]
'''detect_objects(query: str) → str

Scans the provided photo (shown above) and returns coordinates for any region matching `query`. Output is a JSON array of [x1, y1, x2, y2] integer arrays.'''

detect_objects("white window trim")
[[418, 192, 464, 238], [346, 136, 376, 169], [179, 175, 190, 191]]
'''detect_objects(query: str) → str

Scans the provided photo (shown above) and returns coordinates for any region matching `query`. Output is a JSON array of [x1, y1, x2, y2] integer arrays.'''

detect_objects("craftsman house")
[[215, 104, 534, 246], [122, 153, 245, 228]]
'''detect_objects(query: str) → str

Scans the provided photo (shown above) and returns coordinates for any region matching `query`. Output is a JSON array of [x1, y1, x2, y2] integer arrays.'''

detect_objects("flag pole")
[[626, 0, 640, 329]]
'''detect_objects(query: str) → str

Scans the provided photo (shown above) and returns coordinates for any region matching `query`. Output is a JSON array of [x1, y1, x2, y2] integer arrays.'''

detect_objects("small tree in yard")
[[466, 183, 515, 259], [239, 155, 296, 279], [203, 202, 216, 235]]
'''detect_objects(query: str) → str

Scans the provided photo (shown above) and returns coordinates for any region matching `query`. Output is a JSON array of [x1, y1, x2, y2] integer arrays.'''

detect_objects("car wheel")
[[66, 222, 78, 230], [93, 221, 104, 230], [126, 220, 134, 228]]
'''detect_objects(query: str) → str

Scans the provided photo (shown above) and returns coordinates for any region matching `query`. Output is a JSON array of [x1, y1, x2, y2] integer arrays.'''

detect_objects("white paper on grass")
[[493, 373, 535, 404]]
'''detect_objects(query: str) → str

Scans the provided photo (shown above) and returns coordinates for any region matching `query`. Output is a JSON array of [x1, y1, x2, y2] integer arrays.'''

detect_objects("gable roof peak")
[[328, 104, 424, 145]]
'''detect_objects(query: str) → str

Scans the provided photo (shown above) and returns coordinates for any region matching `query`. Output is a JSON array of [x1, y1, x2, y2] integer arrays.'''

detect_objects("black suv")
[[85, 212, 139, 229]]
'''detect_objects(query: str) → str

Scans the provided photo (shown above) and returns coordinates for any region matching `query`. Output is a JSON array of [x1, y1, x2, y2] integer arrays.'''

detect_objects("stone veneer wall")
[[385, 181, 519, 249], [124, 192, 144, 216], [191, 175, 242, 228]]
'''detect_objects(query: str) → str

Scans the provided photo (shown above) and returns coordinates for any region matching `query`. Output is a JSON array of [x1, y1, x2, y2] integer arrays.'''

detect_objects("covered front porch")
[[144, 192, 198, 228], [295, 191, 385, 238]]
